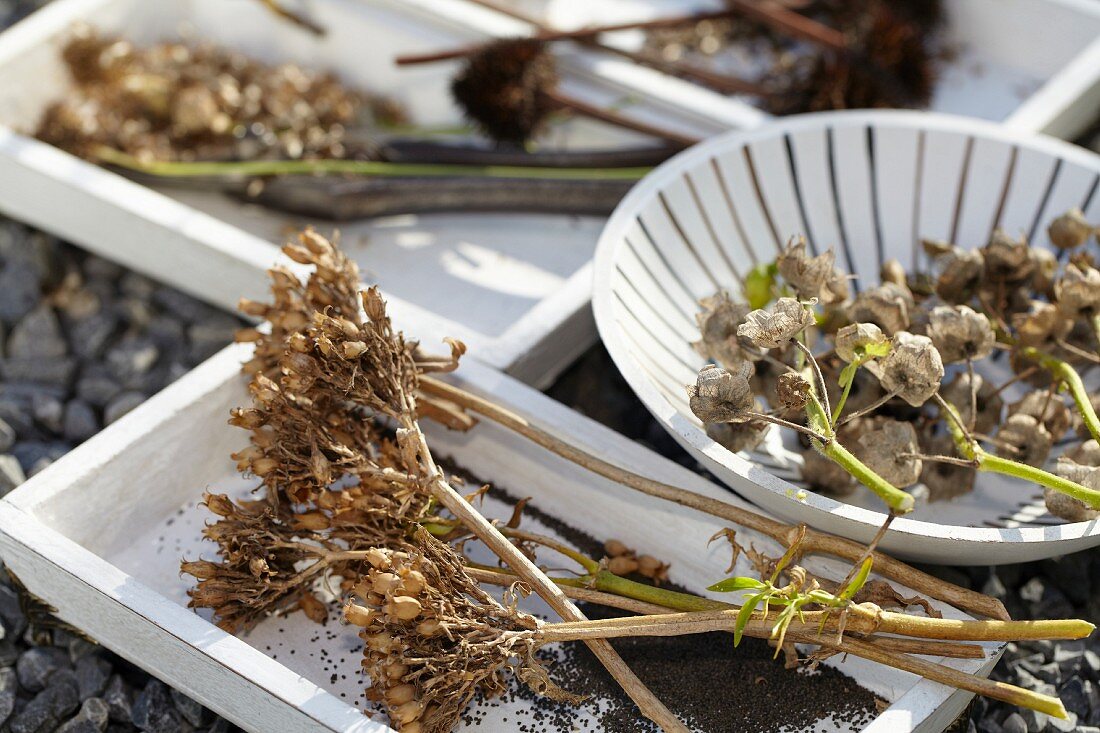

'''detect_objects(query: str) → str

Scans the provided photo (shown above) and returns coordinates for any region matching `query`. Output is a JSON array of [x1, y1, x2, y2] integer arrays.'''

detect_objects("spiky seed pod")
[[450, 39, 559, 145]]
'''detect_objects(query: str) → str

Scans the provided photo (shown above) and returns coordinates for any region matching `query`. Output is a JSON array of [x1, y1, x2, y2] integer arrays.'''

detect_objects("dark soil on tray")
[[546, 343, 1100, 733]]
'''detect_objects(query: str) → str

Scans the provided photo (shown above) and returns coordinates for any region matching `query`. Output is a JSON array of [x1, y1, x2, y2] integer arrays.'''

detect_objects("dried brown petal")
[[877, 332, 944, 407], [736, 297, 815, 349], [926, 305, 995, 364], [688, 363, 755, 424], [855, 419, 922, 488], [835, 322, 886, 363], [1047, 208, 1094, 250], [848, 282, 913, 335]]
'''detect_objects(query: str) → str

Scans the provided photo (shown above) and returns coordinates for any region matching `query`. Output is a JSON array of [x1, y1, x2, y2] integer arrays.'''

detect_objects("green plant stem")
[[831, 361, 860, 425], [93, 145, 651, 181], [805, 395, 915, 513], [1020, 346, 1100, 445], [939, 394, 1100, 509]]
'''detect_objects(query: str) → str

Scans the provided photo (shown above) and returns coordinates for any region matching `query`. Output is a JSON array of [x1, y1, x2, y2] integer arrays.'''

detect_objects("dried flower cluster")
[[36, 25, 404, 163], [690, 212, 1100, 521]]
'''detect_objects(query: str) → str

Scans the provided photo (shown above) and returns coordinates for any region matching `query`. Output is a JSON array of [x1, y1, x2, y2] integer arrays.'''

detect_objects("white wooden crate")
[[0, 0, 731, 389], [495, 0, 1100, 141], [0, 341, 1000, 733]]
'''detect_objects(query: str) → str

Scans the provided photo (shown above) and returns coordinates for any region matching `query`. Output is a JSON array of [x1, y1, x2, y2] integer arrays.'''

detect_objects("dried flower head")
[[1047, 459, 1100, 522], [692, 291, 758, 369], [1054, 264, 1100, 320], [926, 244, 983, 304], [940, 372, 1003, 435], [1012, 300, 1073, 349], [736, 297, 815, 349], [775, 371, 811, 411], [926, 305, 995, 364], [877, 332, 944, 407], [983, 230, 1035, 282], [854, 419, 922, 488], [848, 282, 914, 335], [688, 362, 755, 424], [776, 238, 842, 302], [996, 414, 1053, 468], [918, 433, 976, 502], [1067, 440, 1100, 467], [1047, 208, 1094, 250], [1008, 392, 1071, 441], [834, 322, 887, 363], [706, 416, 769, 454]]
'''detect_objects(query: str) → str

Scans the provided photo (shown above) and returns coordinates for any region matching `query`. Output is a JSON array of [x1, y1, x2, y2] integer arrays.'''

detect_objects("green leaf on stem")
[[708, 577, 766, 593], [734, 592, 765, 647], [838, 557, 874, 602], [744, 262, 778, 310]]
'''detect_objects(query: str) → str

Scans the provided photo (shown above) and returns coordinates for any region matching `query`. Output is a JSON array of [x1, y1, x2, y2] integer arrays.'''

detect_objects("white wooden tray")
[[593, 110, 1100, 565], [0, 341, 1000, 733], [493, 0, 1100, 140], [0, 0, 729, 389]]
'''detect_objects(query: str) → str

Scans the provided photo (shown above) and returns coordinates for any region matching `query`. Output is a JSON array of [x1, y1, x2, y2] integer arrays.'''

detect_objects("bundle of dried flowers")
[[689, 211, 1100, 522], [186, 229, 1094, 730], [37, 25, 388, 164]]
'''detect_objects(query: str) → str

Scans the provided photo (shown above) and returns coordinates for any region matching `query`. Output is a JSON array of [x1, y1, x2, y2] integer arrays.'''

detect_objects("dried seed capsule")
[[401, 722, 422, 733], [603, 539, 629, 557], [399, 571, 426, 596], [608, 556, 640, 575], [688, 362, 755, 424], [737, 297, 815, 349], [835, 322, 887, 363], [342, 341, 368, 358], [637, 555, 663, 575], [878, 332, 944, 407], [365, 632, 393, 652], [706, 417, 768, 454], [849, 282, 913, 335], [415, 619, 441, 637], [365, 548, 390, 569], [250, 457, 279, 476], [344, 603, 375, 627], [1047, 208, 1093, 250], [238, 298, 268, 316], [385, 683, 417, 705], [386, 662, 409, 679], [926, 305, 995, 364], [372, 572, 400, 594], [392, 700, 423, 725], [293, 511, 329, 531], [386, 596, 422, 621]]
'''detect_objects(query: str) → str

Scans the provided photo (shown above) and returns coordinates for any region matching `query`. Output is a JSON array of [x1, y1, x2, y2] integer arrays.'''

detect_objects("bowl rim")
[[593, 109, 1100, 548]]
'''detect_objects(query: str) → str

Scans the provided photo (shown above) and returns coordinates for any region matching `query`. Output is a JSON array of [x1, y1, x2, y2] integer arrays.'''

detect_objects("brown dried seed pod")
[[940, 372, 1003, 435], [385, 684, 417, 706], [386, 596, 423, 621], [983, 230, 1035, 282], [688, 362, 755, 424], [926, 305, 995, 364], [835, 322, 887, 363], [1013, 300, 1073, 349], [877, 332, 944, 407], [776, 237, 839, 301], [996, 414, 1053, 468], [801, 449, 856, 497], [854, 419, 922, 488], [692, 291, 758, 369], [1047, 208, 1094, 250], [931, 247, 983, 304], [919, 433, 976, 502], [737, 297, 815, 349], [848, 282, 914, 335], [603, 539, 630, 558], [1008, 392, 1071, 441], [345, 603, 375, 627], [776, 372, 811, 411], [607, 556, 640, 576], [705, 414, 768, 454], [1054, 264, 1100, 320]]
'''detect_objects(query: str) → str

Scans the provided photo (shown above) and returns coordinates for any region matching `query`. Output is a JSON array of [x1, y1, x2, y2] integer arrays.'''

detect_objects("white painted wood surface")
[[593, 110, 1100, 565], [0, 0, 732, 390], [0, 340, 1000, 733]]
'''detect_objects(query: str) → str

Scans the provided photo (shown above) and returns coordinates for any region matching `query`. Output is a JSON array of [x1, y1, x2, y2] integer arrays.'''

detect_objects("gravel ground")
[[0, 218, 244, 733], [546, 345, 1100, 733]]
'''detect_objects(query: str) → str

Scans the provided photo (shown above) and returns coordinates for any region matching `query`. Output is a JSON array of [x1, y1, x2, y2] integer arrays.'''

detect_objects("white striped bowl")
[[593, 110, 1100, 564]]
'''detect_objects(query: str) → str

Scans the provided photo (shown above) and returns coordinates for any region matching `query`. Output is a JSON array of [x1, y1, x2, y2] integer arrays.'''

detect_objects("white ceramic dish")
[[593, 110, 1100, 565], [493, 0, 1100, 140], [0, 342, 999, 733], [0, 0, 728, 388]]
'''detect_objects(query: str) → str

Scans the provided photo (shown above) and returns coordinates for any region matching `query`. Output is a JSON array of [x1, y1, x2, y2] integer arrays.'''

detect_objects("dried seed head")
[[940, 372, 1003, 435], [919, 433, 976, 502], [1028, 247, 1058, 297], [1047, 458, 1100, 521], [736, 297, 815, 349], [983, 230, 1034, 281], [1008, 392, 1071, 441], [835, 322, 887, 363], [603, 539, 630, 558], [926, 305, 995, 364], [688, 362, 755, 424], [1013, 300, 1073, 349], [608, 556, 640, 575], [877, 332, 944, 407], [692, 291, 759, 369], [800, 449, 856, 497], [1047, 208, 1094, 250], [997, 414, 1053, 468], [848, 282, 913, 335], [776, 238, 841, 302], [1068, 439, 1100, 467], [931, 247, 984, 304], [855, 419, 922, 488], [1054, 264, 1100, 319], [776, 371, 811, 411], [705, 416, 768, 454]]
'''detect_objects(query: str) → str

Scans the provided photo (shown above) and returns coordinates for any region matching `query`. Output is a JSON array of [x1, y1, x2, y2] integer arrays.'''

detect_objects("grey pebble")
[[0, 454, 25, 496], [103, 676, 132, 723], [0, 667, 16, 725], [1001, 713, 1026, 733], [7, 305, 67, 360], [105, 337, 159, 386], [0, 356, 78, 387], [31, 392, 64, 434], [10, 671, 79, 733], [76, 371, 123, 410], [82, 255, 123, 281], [151, 288, 218, 324], [75, 656, 112, 701], [69, 311, 120, 361], [16, 646, 70, 692], [0, 263, 41, 326], [104, 392, 146, 425], [12, 441, 69, 477], [63, 400, 100, 443], [170, 688, 210, 727], [0, 585, 27, 639], [1018, 708, 1048, 733], [0, 638, 20, 667], [58, 697, 110, 733], [131, 679, 182, 733], [119, 273, 156, 300], [0, 416, 15, 452]]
